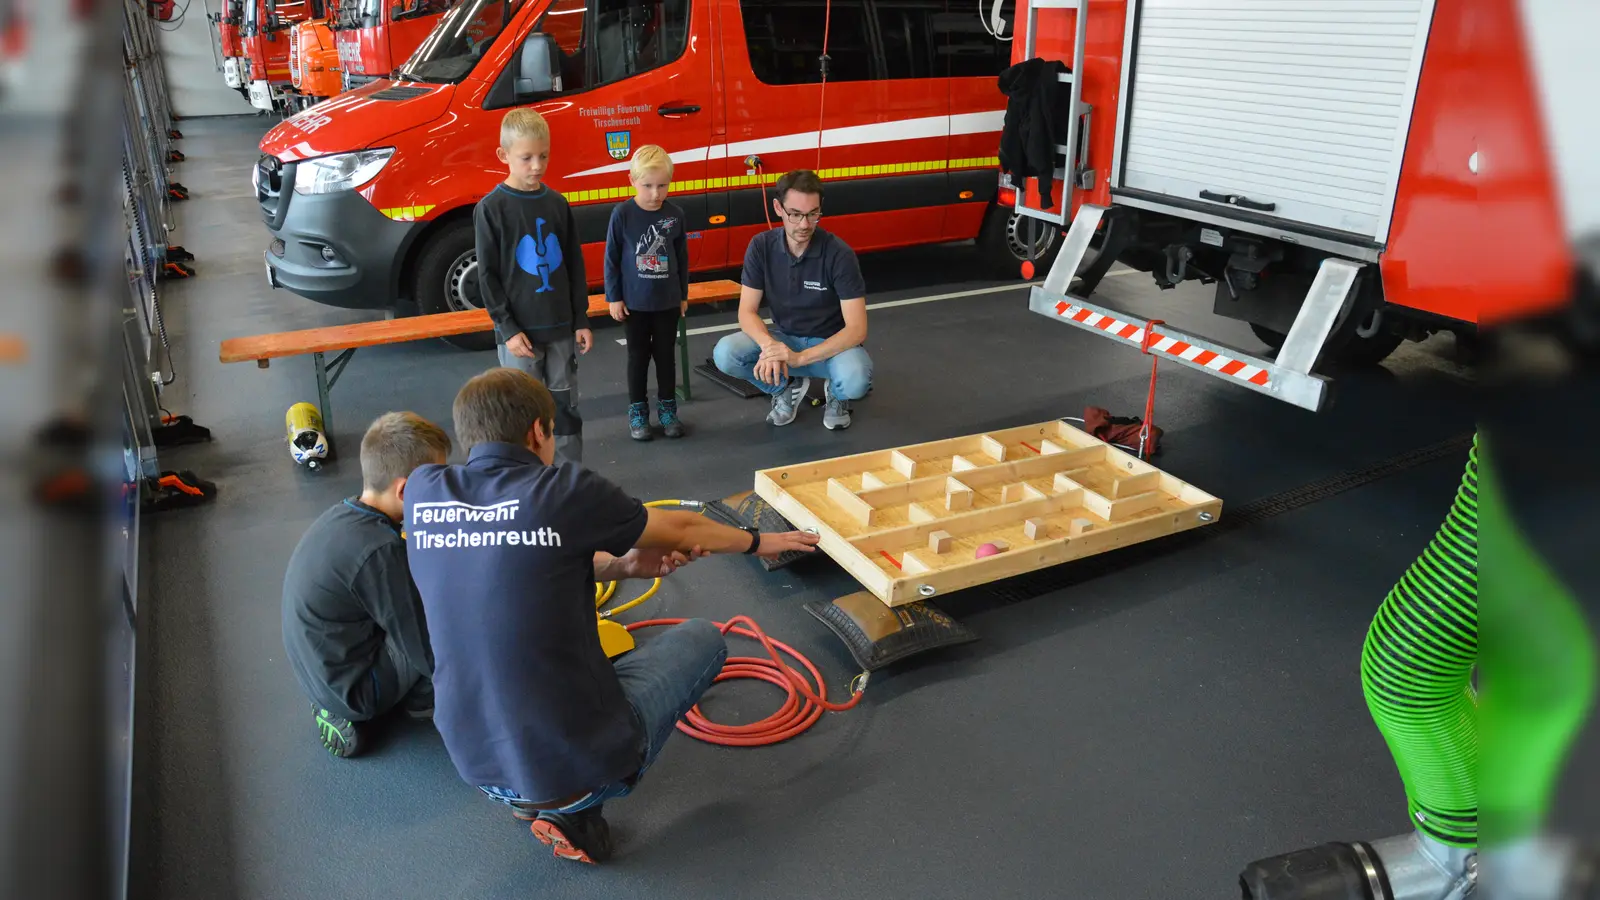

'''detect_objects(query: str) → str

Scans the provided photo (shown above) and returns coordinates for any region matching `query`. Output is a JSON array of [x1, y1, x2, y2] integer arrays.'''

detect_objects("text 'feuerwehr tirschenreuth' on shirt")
[[409, 500, 564, 550]]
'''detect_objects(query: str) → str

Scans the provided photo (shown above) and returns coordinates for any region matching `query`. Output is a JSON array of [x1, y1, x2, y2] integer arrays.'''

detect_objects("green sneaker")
[[314, 706, 363, 758]]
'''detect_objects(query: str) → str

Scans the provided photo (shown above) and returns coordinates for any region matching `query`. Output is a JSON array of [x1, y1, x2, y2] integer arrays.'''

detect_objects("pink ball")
[[975, 542, 1001, 558]]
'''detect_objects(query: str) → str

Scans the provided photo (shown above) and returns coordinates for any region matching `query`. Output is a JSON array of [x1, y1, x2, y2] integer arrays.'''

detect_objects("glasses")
[[784, 208, 822, 224]]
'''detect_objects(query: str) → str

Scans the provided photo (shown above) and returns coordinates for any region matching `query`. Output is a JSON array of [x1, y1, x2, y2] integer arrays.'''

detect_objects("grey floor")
[[129, 116, 1494, 900]]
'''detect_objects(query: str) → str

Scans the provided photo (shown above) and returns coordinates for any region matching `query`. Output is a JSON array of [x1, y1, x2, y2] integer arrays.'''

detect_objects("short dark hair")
[[359, 412, 452, 493], [453, 368, 556, 449], [774, 169, 823, 206]]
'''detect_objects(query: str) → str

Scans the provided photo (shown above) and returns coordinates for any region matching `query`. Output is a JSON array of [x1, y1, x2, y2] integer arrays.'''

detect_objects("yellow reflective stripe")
[[557, 156, 1005, 206]]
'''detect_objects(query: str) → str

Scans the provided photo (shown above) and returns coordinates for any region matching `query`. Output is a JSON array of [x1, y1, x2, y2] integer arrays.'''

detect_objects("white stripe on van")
[[568, 111, 1005, 180]]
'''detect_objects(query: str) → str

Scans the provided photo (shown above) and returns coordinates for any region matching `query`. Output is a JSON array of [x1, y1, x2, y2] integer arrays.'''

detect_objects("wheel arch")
[[393, 202, 477, 308]]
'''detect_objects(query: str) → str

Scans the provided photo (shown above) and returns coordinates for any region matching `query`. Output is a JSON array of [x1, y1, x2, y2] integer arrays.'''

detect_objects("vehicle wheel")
[[412, 218, 495, 351], [977, 204, 1059, 281], [1250, 307, 1405, 368], [1250, 322, 1286, 351]]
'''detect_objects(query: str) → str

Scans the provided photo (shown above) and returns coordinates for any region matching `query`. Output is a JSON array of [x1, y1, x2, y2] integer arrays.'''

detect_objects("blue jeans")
[[713, 330, 873, 400], [478, 619, 728, 815]]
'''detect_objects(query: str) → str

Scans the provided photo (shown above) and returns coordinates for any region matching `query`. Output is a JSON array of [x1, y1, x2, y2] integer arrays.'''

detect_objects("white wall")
[[153, 0, 256, 118], [1521, 0, 1599, 244]]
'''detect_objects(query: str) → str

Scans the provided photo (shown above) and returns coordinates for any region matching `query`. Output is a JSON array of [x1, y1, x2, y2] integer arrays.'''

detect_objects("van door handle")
[[1200, 189, 1276, 213], [657, 104, 701, 116]]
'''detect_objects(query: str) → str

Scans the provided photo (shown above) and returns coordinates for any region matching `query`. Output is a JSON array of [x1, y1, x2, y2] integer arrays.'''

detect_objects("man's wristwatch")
[[742, 526, 761, 554]]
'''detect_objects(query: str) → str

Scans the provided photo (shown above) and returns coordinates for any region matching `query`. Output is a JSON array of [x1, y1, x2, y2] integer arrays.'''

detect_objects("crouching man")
[[403, 367, 818, 864]]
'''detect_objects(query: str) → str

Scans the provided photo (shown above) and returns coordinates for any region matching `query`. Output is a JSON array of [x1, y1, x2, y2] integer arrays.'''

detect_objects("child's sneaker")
[[314, 706, 362, 758], [657, 398, 683, 438], [627, 401, 651, 441]]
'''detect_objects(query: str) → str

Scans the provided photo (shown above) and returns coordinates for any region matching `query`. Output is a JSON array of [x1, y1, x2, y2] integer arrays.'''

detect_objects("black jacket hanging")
[[997, 58, 1068, 209]]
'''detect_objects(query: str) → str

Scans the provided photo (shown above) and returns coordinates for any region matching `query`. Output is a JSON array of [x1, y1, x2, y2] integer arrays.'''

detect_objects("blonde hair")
[[359, 412, 452, 492], [629, 144, 673, 181], [500, 109, 550, 148]]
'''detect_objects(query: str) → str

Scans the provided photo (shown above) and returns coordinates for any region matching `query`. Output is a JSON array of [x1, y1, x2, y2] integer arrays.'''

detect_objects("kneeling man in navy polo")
[[404, 367, 819, 865], [713, 169, 872, 430]]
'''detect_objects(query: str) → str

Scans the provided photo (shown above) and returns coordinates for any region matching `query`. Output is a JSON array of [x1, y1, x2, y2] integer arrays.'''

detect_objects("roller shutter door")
[[1117, 0, 1434, 242]]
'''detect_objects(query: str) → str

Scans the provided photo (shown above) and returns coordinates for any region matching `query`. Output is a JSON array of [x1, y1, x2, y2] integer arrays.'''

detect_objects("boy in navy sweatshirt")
[[474, 109, 593, 465], [603, 144, 689, 441]]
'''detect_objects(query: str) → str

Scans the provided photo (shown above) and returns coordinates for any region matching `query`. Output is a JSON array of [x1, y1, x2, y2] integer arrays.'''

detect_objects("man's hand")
[[753, 356, 788, 386], [757, 530, 820, 559], [575, 329, 594, 354], [609, 301, 628, 322], [607, 546, 706, 580], [680, 300, 689, 316], [753, 340, 797, 385], [506, 332, 536, 359]]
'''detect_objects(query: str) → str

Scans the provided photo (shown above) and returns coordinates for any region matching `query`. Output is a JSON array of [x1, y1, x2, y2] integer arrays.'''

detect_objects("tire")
[[411, 218, 496, 351], [1250, 307, 1405, 368], [977, 204, 1059, 281]]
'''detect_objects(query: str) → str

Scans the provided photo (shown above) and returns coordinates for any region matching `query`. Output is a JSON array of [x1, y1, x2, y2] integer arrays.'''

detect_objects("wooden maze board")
[[754, 419, 1223, 607]]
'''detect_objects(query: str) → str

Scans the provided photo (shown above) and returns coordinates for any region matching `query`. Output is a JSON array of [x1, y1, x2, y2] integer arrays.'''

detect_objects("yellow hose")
[[594, 499, 703, 619]]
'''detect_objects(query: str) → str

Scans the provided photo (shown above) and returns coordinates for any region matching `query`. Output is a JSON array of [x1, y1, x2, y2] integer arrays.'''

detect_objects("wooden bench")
[[219, 279, 743, 457]]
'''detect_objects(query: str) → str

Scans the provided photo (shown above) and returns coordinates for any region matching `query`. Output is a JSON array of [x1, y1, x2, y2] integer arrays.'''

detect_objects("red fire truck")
[[1004, 0, 1574, 411], [210, 0, 249, 99], [288, 1, 345, 109], [334, 0, 457, 91], [257, 0, 1024, 349]]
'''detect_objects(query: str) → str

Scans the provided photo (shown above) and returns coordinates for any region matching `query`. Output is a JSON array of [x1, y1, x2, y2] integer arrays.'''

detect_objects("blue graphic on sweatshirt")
[[515, 218, 564, 293]]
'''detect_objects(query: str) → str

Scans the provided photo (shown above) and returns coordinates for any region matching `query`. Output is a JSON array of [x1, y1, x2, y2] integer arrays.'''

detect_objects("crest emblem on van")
[[605, 131, 631, 161]]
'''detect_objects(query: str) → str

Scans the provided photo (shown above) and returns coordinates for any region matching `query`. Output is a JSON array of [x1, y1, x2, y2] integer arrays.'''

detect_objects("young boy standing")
[[474, 108, 593, 466], [282, 412, 452, 758], [604, 144, 689, 441]]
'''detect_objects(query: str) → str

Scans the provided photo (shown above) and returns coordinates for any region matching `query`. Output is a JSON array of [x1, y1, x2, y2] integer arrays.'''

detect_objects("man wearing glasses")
[[712, 169, 871, 430]]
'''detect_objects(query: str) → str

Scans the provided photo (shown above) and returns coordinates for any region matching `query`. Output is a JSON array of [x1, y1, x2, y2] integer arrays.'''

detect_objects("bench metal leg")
[[676, 314, 692, 402], [312, 348, 357, 459]]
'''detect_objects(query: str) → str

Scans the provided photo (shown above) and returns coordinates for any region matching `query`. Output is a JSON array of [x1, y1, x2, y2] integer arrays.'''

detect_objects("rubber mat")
[[693, 359, 765, 398]]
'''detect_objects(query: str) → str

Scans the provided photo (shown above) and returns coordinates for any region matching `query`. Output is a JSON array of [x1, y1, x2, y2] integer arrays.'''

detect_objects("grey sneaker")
[[823, 381, 852, 430], [766, 377, 810, 427]]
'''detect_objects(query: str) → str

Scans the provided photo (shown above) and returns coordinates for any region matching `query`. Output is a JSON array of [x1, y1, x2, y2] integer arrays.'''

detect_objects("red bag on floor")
[[1082, 406, 1163, 457], [149, 0, 177, 21]]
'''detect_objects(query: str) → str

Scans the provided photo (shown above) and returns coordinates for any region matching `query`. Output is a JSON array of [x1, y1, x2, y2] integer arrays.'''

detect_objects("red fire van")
[[334, 0, 457, 90], [256, 0, 1021, 348]]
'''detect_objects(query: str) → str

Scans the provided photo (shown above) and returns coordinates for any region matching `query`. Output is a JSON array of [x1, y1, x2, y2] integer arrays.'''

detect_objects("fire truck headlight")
[[293, 148, 395, 195]]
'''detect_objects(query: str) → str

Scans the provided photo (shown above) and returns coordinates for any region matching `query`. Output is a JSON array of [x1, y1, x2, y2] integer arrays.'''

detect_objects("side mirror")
[[515, 34, 559, 98]]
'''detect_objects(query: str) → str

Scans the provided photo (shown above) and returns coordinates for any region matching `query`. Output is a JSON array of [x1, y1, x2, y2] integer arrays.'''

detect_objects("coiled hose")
[[596, 499, 866, 747], [1360, 435, 1479, 847]]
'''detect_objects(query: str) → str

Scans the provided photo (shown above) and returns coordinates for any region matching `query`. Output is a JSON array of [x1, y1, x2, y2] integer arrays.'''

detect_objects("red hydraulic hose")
[[626, 615, 866, 747]]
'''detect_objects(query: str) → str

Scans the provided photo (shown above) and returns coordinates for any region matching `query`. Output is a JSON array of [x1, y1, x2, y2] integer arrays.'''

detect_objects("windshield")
[[395, 0, 526, 83], [244, 0, 259, 29]]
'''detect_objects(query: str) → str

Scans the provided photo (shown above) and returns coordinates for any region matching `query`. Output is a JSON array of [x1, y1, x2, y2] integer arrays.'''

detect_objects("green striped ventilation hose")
[[1478, 435, 1596, 846], [1360, 434, 1480, 847]]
